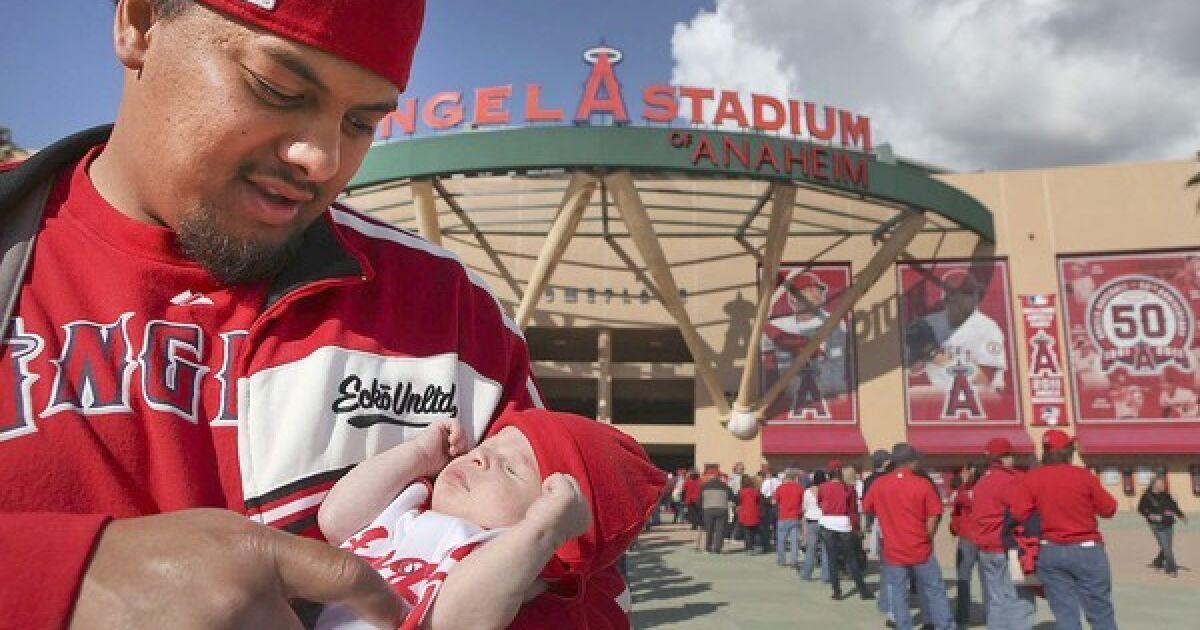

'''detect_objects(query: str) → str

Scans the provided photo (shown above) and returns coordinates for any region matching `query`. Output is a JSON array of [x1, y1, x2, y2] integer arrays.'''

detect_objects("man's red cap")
[[786, 270, 827, 293], [827, 458, 843, 470], [984, 437, 1013, 458], [940, 269, 983, 295], [487, 409, 665, 584], [195, 0, 425, 90], [1042, 429, 1076, 453]]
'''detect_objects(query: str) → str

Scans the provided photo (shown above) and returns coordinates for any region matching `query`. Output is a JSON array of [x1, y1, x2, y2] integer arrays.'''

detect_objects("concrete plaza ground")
[[627, 513, 1199, 629]]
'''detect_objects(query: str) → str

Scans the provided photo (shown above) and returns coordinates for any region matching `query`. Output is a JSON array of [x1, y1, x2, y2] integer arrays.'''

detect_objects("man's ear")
[[113, 0, 158, 72]]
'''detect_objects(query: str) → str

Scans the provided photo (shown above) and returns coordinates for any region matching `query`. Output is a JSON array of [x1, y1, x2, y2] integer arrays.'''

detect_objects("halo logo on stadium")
[[1086, 274, 1193, 373]]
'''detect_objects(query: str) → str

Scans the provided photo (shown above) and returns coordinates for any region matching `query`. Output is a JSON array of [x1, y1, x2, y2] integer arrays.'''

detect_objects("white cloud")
[[671, 0, 1200, 170]]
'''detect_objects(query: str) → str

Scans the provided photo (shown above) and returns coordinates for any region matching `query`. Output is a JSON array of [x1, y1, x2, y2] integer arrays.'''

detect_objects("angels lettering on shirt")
[[316, 481, 502, 630]]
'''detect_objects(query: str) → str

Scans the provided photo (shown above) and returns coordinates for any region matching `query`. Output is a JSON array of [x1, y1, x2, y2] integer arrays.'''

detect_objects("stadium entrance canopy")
[[342, 48, 994, 440]]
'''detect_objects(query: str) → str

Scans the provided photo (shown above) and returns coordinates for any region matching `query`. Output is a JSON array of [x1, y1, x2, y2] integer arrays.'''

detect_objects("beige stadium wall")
[[940, 159, 1200, 511], [414, 159, 1199, 511]]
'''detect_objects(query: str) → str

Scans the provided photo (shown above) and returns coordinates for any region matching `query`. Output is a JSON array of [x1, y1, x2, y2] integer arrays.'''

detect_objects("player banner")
[[898, 260, 1022, 425], [1059, 251, 1200, 423], [759, 264, 858, 424], [1019, 294, 1069, 426]]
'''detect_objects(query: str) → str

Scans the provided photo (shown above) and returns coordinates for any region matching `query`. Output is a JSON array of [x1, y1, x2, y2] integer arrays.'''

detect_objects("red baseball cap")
[[940, 269, 983, 295], [195, 0, 426, 90], [787, 270, 827, 293], [487, 409, 665, 584], [827, 458, 843, 470], [1042, 429, 1076, 453], [984, 437, 1013, 458]]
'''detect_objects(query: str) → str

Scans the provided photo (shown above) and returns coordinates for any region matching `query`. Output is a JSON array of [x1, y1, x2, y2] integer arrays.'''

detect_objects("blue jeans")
[[876, 526, 891, 619], [799, 520, 830, 581], [881, 553, 954, 630], [1150, 525, 1176, 573], [978, 551, 1034, 630], [1036, 542, 1117, 630], [956, 538, 988, 624], [742, 523, 768, 553], [776, 518, 800, 565], [762, 503, 777, 549]]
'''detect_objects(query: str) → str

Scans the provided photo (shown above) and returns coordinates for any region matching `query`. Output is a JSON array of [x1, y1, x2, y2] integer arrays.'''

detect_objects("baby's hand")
[[524, 473, 592, 547], [413, 418, 468, 476]]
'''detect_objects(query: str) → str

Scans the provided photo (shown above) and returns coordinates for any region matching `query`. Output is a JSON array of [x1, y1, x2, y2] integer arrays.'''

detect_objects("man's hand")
[[411, 418, 468, 478], [70, 509, 403, 630], [523, 474, 591, 548]]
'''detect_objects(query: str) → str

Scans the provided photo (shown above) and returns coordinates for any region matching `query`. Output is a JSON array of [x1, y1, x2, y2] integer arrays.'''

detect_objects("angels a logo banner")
[[1020, 294, 1069, 427], [898, 260, 1022, 425], [759, 264, 858, 424], [1059, 250, 1200, 423]]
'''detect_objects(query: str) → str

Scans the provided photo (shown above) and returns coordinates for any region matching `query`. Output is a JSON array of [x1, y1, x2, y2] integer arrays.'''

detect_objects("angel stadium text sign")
[[374, 45, 873, 188]]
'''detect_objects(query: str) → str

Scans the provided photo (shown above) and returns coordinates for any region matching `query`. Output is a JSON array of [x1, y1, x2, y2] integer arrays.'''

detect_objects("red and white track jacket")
[[0, 129, 547, 627]]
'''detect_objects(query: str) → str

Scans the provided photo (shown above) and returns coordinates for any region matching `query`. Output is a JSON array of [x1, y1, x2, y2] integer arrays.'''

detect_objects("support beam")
[[734, 183, 776, 240], [732, 184, 796, 414], [432, 178, 524, 300], [755, 209, 927, 417], [411, 177, 442, 246], [597, 328, 612, 423], [605, 171, 731, 417], [515, 173, 597, 329]]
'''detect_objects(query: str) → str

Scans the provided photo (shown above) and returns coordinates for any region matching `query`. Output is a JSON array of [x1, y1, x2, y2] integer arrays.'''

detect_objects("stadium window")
[[525, 327, 599, 362], [610, 328, 692, 363], [611, 378, 694, 425], [538, 378, 598, 419]]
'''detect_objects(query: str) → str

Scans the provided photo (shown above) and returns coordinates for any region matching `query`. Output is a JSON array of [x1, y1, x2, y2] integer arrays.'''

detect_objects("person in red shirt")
[[773, 470, 805, 566], [817, 462, 872, 600], [969, 438, 1036, 630], [738, 475, 767, 554], [950, 461, 987, 626], [1008, 430, 1117, 630], [683, 470, 702, 531], [862, 443, 954, 630]]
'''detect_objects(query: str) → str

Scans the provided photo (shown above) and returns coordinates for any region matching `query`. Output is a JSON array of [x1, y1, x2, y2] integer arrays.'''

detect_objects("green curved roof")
[[349, 126, 993, 241]]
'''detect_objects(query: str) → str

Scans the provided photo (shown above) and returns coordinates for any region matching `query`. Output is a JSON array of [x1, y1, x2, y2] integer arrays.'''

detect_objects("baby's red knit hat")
[[487, 409, 666, 582], [195, 0, 425, 90]]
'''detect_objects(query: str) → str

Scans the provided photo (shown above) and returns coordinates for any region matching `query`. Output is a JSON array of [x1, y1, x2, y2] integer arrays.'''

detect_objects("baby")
[[316, 408, 665, 630]]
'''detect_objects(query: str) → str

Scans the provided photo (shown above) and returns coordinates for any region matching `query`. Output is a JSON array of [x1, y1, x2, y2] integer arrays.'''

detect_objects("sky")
[[3, 0, 1198, 171]]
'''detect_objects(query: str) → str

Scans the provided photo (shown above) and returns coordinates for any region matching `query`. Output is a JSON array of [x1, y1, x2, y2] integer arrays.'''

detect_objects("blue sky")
[[1, 0, 711, 150], [4, 1, 1197, 170]]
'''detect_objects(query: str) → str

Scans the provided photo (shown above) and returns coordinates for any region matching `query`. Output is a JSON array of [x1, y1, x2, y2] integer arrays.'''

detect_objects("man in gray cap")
[[863, 443, 954, 630]]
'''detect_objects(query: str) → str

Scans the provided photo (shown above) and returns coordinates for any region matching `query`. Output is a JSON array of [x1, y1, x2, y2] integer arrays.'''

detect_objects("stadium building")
[[343, 47, 1200, 511]]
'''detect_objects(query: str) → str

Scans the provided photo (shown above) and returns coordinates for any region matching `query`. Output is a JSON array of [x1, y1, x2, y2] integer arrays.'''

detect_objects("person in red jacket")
[[0, 1, 629, 627], [1008, 430, 1118, 630], [969, 438, 1035, 630], [863, 443, 953, 630], [950, 461, 987, 626], [738, 475, 767, 554], [683, 470, 703, 531], [773, 469, 805, 566], [817, 463, 872, 600]]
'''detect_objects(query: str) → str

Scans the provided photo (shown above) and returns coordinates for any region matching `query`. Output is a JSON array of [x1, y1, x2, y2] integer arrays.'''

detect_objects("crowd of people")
[[654, 429, 1186, 630]]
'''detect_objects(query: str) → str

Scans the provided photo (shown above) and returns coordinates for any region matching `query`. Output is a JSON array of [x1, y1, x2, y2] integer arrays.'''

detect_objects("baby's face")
[[431, 426, 543, 528]]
